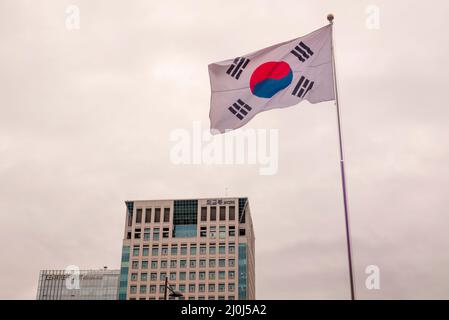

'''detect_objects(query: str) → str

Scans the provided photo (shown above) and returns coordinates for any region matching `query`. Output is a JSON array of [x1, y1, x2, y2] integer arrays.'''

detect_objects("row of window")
[[131, 270, 236, 282], [129, 206, 239, 227], [130, 283, 235, 295], [132, 243, 236, 257], [200, 206, 236, 222], [129, 295, 235, 300], [131, 258, 236, 270], [129, 208, 171, 226], [128, 226, 245, 240]]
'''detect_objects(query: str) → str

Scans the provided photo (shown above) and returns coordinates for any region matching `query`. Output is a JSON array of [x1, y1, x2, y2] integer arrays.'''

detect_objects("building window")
[[229, 283, 235, 291], [199, 284, 205, 292], [238, 198, 247, 223], [132, 261, 139, 269], [228, 271, 235, 279], [179, 272, 186, 281], [229, 243, 235, 254], [219, 244, 226, 255], [209, 244, 216, 255], [229, 226, 235, 237], [162, 208, 170, 223], [209, 259, 216, 268], [181, 245, 187, 255], [130, 286, 137, 294], [127, 202, 134, 227], [141, 273, 148, 281], [209, 271, 215, 280], [152, 246, 159, 256], [219, 271, 225, 280], [154, 208, 161, 222], [210, 207, 216, 221], [218, 284, 225, 292], [159, 285, 165, 294], [200, 244, 207, 254], [229, 296, 235, 300], [219, 259, 226, 268], [153, 228, 160, 240], [229, 206, 235, 220], [189, 284, 195, 293], [218, 296, 225, 300], [150, 285, 156, 293], [208, 296, 215, 300], [180, 260, 187, 268], [133, 246, 140, 256], [190, 245, 197, 255], [145, 208, 151, 223], [170, 272, 176, 281], [150, 273, 157, 281], [229, 259, 235, 267], [160, 272, 166, 281], [141, 260, 148, 269], [163, 228, 170, 238], [151, 261, 158, 269], [199, 259, 206, 268], [239, 228, 246, 236], [219, 226, 226, 239], [199, 271, 206, 280], [131, 273, 138, 281], [140, 285, 147, 294], [134, 228, 141, 239], [219, 206, 226, 221], [161, 260, 167, 269], [142, 245, 149, 256], [170, 260, 177, 268], [200, 226, 207, 237], [161, 245, 168, 255], [171, 245, 178, 255], [189, 272, 196, 280], [190, 260, 196, 268], [144, 228, 150, 241], [127, 232, 132, 240], [201, 207, 207, 221], [136, 209, 142, 224], [179, 284, 185, 293], [208, 284, 215, 292], [210, 227, 216, 239]]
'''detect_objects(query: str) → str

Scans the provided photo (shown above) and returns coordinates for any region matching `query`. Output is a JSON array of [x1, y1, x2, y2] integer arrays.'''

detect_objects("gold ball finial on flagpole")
[[327, 13, 334, 24]]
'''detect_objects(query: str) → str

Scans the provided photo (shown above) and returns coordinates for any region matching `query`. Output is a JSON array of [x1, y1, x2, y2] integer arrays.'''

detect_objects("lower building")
[[36, 268, 120, 300]]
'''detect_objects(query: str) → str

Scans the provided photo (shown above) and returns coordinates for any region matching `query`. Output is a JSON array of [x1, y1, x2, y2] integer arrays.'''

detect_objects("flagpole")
[[327, 13, 356, 300]]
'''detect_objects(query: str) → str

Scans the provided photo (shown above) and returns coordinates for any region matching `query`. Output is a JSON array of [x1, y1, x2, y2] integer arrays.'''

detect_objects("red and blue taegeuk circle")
[[249, 61, 293, 98]]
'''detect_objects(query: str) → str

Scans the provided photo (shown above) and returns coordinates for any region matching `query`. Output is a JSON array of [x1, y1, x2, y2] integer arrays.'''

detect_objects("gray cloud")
[[1, 0, 449, 299]]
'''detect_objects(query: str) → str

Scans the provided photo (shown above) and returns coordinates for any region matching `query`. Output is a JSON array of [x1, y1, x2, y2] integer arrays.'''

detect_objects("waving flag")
[[208, 25, 335, 134]]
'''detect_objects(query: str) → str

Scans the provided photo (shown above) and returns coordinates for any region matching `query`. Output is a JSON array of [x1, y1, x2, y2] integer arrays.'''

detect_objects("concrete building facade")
[[118, 197, 255, 300]]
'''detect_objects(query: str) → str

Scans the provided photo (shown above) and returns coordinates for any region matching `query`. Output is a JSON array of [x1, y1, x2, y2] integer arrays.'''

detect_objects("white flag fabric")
[[208, 25, 335, 134]]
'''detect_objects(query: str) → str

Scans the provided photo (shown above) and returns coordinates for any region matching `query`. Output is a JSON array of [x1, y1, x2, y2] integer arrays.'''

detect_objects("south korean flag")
[[208, 25, 335, 134]]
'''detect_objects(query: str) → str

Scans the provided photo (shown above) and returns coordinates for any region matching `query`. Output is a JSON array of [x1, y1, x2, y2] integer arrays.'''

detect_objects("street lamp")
[[164, 277, 183, 300]]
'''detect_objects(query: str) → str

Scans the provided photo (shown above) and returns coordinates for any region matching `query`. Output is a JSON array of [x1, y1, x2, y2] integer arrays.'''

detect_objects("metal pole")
[[164, 276, 168, 300], [327, 13, 356, 300]]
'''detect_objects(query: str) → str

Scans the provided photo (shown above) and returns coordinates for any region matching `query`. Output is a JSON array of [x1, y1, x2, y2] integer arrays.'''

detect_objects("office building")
[[118, 197, 255, 300], [36, 268, 120, 300]]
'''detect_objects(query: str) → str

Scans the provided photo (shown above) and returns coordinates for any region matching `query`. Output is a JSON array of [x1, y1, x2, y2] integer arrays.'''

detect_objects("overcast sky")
[[1, 0, 449, 299]]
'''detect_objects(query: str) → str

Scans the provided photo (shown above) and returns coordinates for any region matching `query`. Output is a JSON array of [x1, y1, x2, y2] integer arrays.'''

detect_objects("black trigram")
[[292, 76, 314, 98], [291, 42, 314, 62], [228, 99, 252, 120], [226, 57, 250, 80]]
